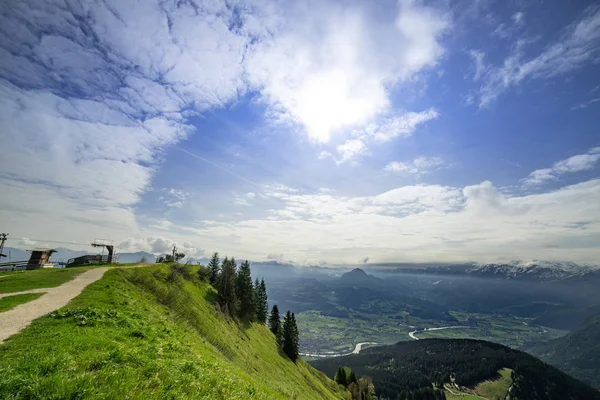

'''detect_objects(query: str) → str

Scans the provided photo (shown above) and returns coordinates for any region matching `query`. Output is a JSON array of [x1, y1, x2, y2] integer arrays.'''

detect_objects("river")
[[408, 326, 471, 340], [300, 341, 378, 358]]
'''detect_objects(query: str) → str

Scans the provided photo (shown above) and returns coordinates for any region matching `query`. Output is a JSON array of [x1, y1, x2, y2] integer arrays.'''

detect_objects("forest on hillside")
[[311, 339, 600, 400]]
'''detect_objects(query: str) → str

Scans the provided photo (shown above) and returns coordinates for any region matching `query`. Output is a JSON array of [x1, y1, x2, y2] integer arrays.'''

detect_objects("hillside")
[[527, 314, 600, 389], [0, 264, 348, 399], [311, 339, 600, 400]]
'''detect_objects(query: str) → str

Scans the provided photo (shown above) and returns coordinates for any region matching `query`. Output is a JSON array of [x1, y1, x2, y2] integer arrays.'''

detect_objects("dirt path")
[[0, 267, 109, 344]]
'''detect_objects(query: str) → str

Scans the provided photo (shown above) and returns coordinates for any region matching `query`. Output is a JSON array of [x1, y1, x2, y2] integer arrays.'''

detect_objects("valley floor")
[[298, 310, 567, 356]]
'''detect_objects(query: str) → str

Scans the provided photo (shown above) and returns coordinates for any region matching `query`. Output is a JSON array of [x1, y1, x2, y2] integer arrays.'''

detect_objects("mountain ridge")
[[526, 314, 600, 389]]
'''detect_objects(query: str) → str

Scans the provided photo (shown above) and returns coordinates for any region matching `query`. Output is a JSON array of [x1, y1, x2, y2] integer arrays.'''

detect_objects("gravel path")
[[0, 267, 109, 344]]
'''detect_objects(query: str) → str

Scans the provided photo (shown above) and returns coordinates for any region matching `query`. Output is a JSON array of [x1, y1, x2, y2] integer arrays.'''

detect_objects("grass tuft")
[[0, 292, 45, 312]]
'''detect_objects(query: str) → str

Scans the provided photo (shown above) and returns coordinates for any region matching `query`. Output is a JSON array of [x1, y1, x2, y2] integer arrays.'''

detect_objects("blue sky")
[[0, 0, 599, 264]]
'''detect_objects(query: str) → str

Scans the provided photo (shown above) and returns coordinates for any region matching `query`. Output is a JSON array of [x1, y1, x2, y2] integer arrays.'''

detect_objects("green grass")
[[0, 267, 95, 294], [474, 368, 512, 400], [0, 292, 45, 312], [0, 264, 349, 400], [445, 394, 484, 400], [443, 368, 512, 400]]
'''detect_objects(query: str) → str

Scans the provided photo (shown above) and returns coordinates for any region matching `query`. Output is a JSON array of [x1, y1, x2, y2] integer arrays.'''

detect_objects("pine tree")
[[269, 304, 282, 345], [208, 252, 220, 286], [254, 278, 268, 324], [290, 312, 299, 360], [236, 260, 256, 320], [282, 310, 299, 362], [218, 257, 238, 316], [335, 367, 348, 386], [348, 370, 357, 385]]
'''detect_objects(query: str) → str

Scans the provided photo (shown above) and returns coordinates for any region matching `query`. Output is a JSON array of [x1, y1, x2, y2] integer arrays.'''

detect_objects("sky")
[[0, 0, 599, 265]]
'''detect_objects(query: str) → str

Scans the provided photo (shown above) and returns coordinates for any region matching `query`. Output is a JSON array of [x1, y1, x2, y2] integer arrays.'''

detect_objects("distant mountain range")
[[4, 245, 597, 284], [371, 260, 600, 282]]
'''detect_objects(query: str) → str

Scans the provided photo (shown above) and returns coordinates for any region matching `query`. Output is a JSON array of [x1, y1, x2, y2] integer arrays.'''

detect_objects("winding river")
[[300, 341, 378, 358], [408, 325, 471, 340]]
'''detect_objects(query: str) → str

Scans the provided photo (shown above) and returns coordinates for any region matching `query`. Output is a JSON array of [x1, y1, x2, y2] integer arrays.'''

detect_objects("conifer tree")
[[348, 370, 357, 385], [208, 252, 220, 286], [254, 278, 268, 324], [236, 260, 255, 320], [269, 304, 282, 345], [291, 312, 299, 359], [335, 367, 348, 386], [254, 278, 261, 319], [282, 310, 299, 362], [218, 257, 238, 316]]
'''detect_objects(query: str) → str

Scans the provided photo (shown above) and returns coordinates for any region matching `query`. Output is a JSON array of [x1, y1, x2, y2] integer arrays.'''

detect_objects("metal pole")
[[0, 233, 8, 258]]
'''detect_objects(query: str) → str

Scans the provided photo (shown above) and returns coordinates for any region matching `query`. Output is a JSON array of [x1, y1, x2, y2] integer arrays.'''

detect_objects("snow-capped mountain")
[[467, 260, 600, 281]]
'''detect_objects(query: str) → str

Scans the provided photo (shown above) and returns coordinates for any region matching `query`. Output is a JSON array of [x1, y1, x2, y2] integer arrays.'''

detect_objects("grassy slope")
[[0, 292, 45, 312], [475, 368, 512, 399], [0, 265, 348, 400], [0, 267, 95, 294], [444, 368, 512, 400]]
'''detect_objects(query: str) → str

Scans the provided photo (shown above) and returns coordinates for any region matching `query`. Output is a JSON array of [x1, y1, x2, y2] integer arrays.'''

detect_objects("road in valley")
[[408, 326, 471, 340]]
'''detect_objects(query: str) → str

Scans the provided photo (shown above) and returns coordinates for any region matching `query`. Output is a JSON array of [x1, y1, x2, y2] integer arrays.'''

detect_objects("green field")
[[298, 309, 567, 355], [0, 292, 45, 312], [413, 312, 567, 348], [0, 265, 348, 399], [0, 267, 95, 294]]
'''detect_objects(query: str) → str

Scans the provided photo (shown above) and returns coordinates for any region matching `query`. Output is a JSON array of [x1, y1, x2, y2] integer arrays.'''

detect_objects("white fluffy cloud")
[[384, 156, 445, 175], [331, 109, 439, 164], [523, 147, 600, 186], [176, 179, 600, 264], [0, 0, 452, 247], [336, 139, 368, 165], [118, 237, 204, 258], [246, 0, 449, 142], [476, 5, 600, 106]]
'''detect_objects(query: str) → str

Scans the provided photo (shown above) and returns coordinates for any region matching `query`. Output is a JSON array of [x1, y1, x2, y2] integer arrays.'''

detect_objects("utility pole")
[[0, 233, 8, 258]]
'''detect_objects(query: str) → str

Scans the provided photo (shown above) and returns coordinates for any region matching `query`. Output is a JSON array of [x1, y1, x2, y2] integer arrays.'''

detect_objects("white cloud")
[[246, 0, 449, 142], [477, 5, 600, 106], [571, 98, 600, 110], [336, 139, 368, 164], [469, 50, 486, 80], [384, 156, 445, 175], [118, 237, 204, 258], [522, 148, 600, 186], [511, 12, 525, 26], [362, 108, 439, 142], [0, 0, 254, 245], [159, 189, 189, 208], [178, 179, 600, 264]]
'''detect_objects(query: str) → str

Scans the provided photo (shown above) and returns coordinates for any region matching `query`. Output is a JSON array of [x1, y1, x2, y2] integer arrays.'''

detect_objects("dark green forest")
[[311, 339, 600, 400]]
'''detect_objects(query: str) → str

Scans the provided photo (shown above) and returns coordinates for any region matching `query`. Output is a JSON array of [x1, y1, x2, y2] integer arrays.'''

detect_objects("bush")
[[197, 265, 210, 282]]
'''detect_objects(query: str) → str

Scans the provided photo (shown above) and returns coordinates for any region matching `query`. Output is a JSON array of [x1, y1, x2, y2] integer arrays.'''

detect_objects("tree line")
[[207, 252, 299, 362]]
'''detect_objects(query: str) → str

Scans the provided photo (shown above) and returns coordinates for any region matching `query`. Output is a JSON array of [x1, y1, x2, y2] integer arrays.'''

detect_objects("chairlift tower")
[[91, 238, 115, 264]]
